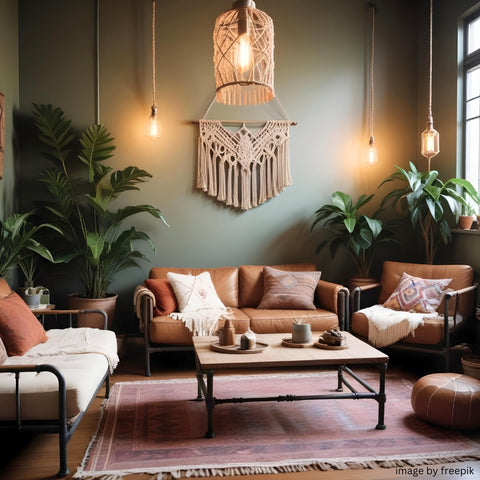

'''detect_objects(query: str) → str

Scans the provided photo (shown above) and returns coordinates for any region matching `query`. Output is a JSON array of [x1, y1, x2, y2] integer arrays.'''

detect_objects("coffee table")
[[193, 332, 388, 438]]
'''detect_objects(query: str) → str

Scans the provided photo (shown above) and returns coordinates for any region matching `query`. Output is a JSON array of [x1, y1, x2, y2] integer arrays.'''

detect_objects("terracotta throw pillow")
[[166, 271, 225, 313], [383, 272, 452, 313], [257, 266, 321, 310], [145, 278, 179, 316], [0, 291, 48, 356]]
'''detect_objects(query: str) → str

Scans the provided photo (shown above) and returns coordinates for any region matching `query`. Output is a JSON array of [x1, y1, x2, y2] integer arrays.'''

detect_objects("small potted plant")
[[0, 211, 60, 307], [458, 201, 476, 230]]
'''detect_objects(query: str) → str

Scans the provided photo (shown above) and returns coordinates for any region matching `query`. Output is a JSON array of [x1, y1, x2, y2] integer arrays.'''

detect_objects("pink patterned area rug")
[[74, 371, 480, 480]]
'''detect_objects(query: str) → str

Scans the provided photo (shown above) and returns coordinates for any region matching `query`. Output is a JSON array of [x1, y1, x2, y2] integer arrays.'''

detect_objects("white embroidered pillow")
[[166, 271, 225, 313]]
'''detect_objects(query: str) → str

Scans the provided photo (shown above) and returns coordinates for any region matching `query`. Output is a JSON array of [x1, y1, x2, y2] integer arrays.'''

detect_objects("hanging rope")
[[152, 0, 156, 107], [369, 4, 376, 141]]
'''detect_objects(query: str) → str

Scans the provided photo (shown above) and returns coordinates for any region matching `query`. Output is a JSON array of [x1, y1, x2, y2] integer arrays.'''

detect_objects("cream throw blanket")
[[359, 305, 439, 348], [21, 328, 119, 373], [169, 308, 232, 337]]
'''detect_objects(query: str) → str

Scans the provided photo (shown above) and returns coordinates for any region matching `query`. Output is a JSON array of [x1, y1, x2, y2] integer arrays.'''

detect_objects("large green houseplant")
[[311, 191, 396, 284], [379, 162, 480, 264], [32, 104, 167, 324]]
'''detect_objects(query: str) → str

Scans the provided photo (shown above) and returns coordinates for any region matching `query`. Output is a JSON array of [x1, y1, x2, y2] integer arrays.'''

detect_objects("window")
[[463, 11, 480, 192]]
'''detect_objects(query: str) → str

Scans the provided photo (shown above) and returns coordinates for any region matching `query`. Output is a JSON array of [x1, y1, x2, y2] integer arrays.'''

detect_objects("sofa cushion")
[[242, 307, 339, 334], [0, 328, 117, 421], [239, 263, 317, 308], [167, 271, 226, 313], [258, 266, 321, 310], [351, 311, 457, 345], [144, 278, 178, 316], [149, 308, 250, 345], [383, 272, 452, 313], [0, 291, 48, 356], [150, 266, 239, 307]]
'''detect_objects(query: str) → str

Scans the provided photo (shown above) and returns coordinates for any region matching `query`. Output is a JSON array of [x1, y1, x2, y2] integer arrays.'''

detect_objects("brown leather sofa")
[[135, 263, 349, 376], [351, 261, 477, 371]]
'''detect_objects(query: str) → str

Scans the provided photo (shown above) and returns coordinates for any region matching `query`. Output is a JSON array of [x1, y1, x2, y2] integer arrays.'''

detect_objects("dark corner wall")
[[2, 0, 477, 329], [0, 0, 19, 219]]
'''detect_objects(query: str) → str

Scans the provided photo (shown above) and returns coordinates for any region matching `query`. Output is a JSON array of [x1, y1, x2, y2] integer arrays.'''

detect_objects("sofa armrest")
[[315, 280, 349, 330], [32, 308, 108, 330], [352, 283, 381, 313]]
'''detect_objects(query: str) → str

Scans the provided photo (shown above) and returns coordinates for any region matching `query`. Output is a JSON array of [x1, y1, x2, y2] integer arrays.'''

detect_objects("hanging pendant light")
[[367, 4, 378, 166], [149, 0, 160, 140], [421, 0, 439, 170], [213, 0, 275, 106]]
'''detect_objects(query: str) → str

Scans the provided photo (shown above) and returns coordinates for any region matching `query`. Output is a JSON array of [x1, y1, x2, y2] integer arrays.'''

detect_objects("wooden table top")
[[193, 332, 388, 370]]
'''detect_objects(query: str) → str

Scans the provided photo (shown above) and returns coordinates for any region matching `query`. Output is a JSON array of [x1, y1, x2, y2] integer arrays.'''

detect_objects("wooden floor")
[[0, 337, 479, 480]]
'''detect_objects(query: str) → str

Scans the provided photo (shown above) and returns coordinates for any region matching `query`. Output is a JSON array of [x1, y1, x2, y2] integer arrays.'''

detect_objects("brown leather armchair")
[[350, 261, 478, 371]]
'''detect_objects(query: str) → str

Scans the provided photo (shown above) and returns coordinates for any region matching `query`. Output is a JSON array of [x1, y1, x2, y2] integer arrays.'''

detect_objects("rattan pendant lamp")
[[421, 0, 439, 170], [213, 0, 275, 105]]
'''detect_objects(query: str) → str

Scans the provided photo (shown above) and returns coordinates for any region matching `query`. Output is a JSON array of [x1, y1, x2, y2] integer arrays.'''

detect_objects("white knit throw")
[[197, 120, 292, 210], [359, 305, 439, 348], [170, 308, 232, 337]]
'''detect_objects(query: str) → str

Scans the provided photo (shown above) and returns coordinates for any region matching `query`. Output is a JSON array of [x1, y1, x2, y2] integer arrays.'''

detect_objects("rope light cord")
[[152, 0, 156, 108], [427, 0, 433, 120], [369, 4, 375, 142]]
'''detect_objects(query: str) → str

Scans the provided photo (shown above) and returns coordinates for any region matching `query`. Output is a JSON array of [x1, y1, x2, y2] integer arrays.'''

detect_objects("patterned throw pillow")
[[257, 266, 321, 310], [383, 272, 452, 313], [0, 291, 48, 356], [166, 271, 225, 313], [145, 278, 179, 316]]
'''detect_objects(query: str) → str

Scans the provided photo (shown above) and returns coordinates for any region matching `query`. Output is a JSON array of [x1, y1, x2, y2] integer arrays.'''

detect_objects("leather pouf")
[[411, 373, 480, 430]]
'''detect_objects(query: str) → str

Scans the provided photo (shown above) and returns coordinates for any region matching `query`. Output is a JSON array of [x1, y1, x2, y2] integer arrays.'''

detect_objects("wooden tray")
[[281, 337, 314, 348], [210, 341, 269, 354], [314, 340, 349, 350]]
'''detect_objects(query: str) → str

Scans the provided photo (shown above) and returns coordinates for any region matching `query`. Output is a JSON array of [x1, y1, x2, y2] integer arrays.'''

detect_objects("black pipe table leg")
[[376, 361, 387, 430], [205, 369, 216, 438]]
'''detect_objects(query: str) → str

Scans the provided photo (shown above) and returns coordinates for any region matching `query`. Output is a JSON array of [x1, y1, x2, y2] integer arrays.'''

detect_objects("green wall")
[[14, 0, 478, 326], [0, 0, 19, 219]]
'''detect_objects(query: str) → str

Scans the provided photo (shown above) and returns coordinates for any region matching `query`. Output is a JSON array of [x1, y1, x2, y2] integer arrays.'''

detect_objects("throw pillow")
[[145, 278, 179, 316], [0, 291, 48, 356], [257, 266, 321, 310], [166, 271, 226, 313], [383, 272, 452, 313]]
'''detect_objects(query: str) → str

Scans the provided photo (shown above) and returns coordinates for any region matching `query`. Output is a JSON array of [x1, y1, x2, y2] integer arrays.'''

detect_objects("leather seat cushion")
[[149, 307, 250, 345], [242, 307, 338, 334], [350, 311, 462, 345], [411, 373, 480, 430]]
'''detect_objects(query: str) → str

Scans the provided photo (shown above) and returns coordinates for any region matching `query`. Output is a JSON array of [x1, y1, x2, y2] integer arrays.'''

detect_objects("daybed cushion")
[[0, 328, 118, 421], [257, 266, 321, 310], [0, 291, 48, 356]]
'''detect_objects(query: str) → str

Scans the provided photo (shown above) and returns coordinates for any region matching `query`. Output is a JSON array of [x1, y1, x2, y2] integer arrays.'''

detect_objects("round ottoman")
[[411, 373, 480, 430]]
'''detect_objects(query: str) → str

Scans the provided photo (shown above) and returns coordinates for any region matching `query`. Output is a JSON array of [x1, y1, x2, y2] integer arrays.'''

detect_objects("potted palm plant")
[[31, 104, 168, 328], [378, 162, 480, 263], [0, 211, 61, 307], [311, 191, 397, 290]]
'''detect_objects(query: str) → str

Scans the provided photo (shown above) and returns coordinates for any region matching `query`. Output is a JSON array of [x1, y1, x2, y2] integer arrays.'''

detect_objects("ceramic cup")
[[292, 323, 312, 343]]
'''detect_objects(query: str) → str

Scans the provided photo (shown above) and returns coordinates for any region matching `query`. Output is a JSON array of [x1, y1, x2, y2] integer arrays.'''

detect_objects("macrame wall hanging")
[[195, 99, 296, 211]]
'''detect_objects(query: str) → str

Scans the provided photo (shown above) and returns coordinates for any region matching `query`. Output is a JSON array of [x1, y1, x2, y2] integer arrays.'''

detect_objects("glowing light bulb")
[[234, 33, 254, 73], [366, 136, 378, 166], [149, 106, 160, 140], [421, 118, 439, 160]]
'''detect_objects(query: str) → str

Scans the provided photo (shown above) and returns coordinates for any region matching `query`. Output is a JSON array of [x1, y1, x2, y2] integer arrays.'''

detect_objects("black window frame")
[[461, 10, 480, 187]]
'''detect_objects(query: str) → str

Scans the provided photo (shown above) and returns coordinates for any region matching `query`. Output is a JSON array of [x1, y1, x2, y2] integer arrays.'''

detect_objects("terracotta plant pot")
[[68, 293, 118, 329], [458, 215, 475, 230], [349, 277, 378, 292]]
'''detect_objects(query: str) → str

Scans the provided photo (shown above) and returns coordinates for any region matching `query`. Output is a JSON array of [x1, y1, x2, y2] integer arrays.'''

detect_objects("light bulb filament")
[[235, 33, 253, 73]]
